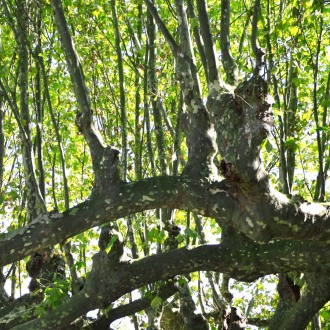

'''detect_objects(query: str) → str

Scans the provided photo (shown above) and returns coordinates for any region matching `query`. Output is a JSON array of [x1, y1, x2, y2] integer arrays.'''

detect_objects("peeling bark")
[[0, 0, 330, 329]]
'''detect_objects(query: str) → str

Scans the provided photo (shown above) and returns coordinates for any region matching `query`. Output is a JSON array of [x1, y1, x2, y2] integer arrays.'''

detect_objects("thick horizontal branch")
[[1, 176, 330, 267], [0, 177, 233, 266], [233, 187, 330, 242], [11, 239, 330, 329]]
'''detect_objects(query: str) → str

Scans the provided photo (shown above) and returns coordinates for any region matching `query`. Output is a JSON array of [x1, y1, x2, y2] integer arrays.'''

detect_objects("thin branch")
[[51, 0, 120, 191], [312, 4, 325, 201], [0, 80, 27, 143], [50, 0, 93, 123], [0, 98, 3, 190], [176, 0, 202, 100], [144, 0, 178, 57], [186, 0, 208, 84], [143, 39, 156, 175], [15, 0, 47, 219], [251, 0, 261, 57], [0, 0, 18, 39], [88, 282, 177, 329], [50, 0, 105, 163], [147, 11, 167, 175], [251, 0, 264, 75], [158, 99, 175, 139], [220, 0, 238, 85], [110, 0, 127, 181], [39, 59, 70, 209], [196, 0, 219, 84]]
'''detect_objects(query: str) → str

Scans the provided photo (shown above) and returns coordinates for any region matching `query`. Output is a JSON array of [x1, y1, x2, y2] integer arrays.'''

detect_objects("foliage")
[[0, 0, 329, 329]]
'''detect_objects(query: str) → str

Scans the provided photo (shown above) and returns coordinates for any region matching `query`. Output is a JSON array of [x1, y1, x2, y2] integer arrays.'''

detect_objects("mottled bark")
[[270, 271, 330, 330], [1, 174, 330, 266], [175, 0, 217, 179], [16, 0, 46, 220], [8, 233, 330, 329], [1, 1, 330, 329], [178, 282, 209, 330], [88, 282, 177, 329], [147, 10, 167, 175]]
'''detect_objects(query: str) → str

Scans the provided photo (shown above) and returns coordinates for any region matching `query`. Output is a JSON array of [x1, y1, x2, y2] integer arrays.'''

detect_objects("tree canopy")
[[0, 0, 329, 329]]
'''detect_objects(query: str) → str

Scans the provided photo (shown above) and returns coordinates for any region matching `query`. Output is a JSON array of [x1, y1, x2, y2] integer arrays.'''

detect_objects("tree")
[[0, 0, 329, 328]]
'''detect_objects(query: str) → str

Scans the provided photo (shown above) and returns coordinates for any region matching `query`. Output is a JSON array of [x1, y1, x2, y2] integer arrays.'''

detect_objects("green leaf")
[[185, 227, 197, 239], [150, 295, 162, 309], [148, 227, 159, 241], [105, 235, 119, 253], [175, 234, 185, 244], [285, 138, 299, 151], [178, 276, 188, 286]]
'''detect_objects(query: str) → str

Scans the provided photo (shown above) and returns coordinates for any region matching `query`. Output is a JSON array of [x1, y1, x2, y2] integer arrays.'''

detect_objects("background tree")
[[0, 0, 329, 329]]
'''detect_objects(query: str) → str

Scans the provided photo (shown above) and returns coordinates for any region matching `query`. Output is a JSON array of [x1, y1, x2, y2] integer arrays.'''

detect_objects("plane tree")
[[0, 0, 329, 329]]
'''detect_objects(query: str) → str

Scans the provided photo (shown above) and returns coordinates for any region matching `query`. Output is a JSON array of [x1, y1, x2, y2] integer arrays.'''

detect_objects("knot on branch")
[[234, 75, 274, 140], [254, 47, 266, 77], [26, 249, 65, 292], [277, 274, 300, 304], [207, 70, 274, 184], [164, 225, 181, 250], [75, 112, 90, 133], [219, 160, 237, 181]]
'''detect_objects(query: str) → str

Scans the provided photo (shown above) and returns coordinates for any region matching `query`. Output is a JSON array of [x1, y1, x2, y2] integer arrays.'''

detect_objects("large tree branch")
[[1, 177, 330, 267], [145, 0, 217, 179], [16, 0, 46, 219], [0, 177, 233, 266], [270, 271, 330, 330], [0, 293, 44, 329], [208, 64, 273, 185], [174, 0, 217, 178], [10, 239, 330, 329]]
